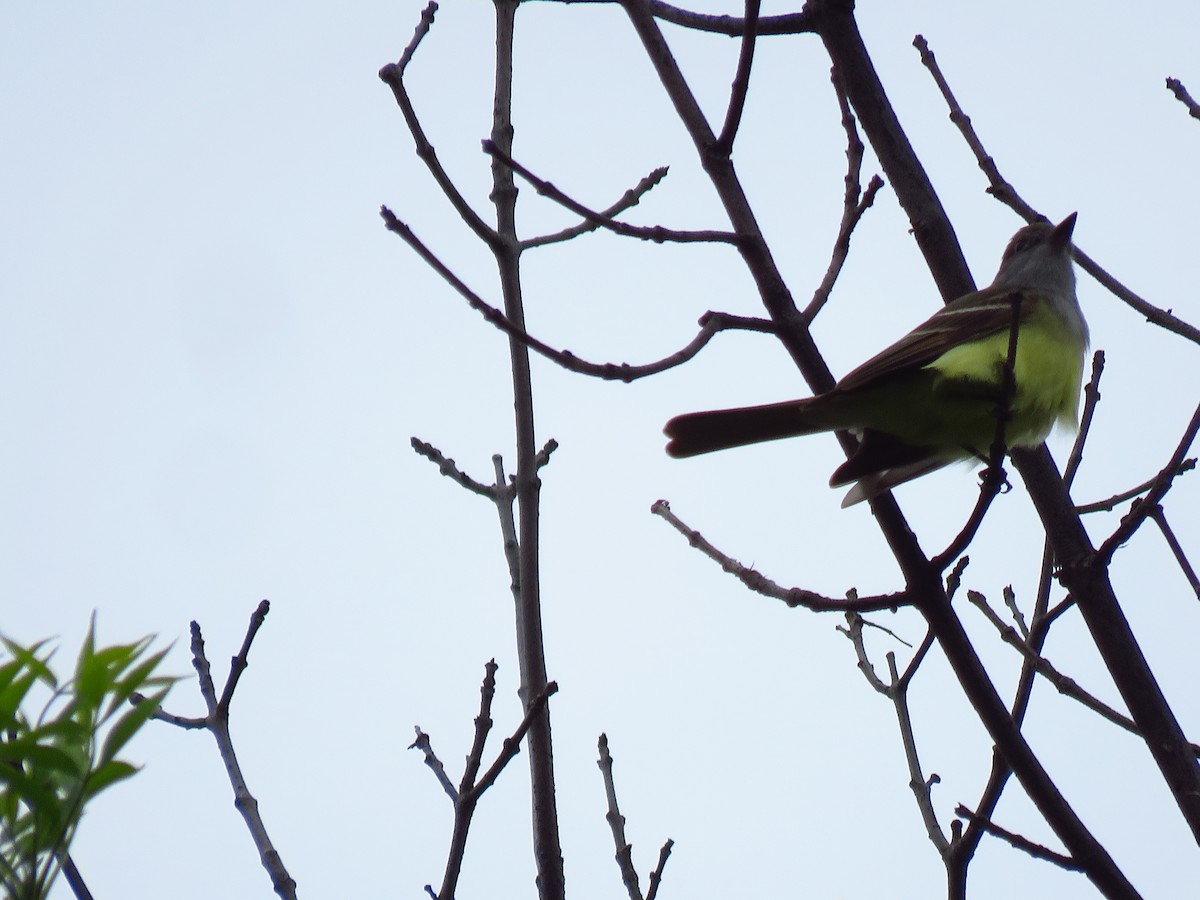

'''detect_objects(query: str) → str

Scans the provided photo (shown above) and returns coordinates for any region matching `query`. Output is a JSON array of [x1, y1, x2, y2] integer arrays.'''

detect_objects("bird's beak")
[[1050, 212, 1078, 248]]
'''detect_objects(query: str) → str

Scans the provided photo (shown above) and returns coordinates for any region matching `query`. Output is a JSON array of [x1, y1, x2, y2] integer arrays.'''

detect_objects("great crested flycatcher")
[[664, 214, 1088, 506]]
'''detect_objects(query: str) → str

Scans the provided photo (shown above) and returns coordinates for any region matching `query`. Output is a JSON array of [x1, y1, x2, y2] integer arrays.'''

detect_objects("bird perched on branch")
[[664, 214, 1087, 507]]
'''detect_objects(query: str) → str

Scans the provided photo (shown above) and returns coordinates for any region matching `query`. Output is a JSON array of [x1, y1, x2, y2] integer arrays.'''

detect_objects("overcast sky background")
[[3, 2, 1199, 898]]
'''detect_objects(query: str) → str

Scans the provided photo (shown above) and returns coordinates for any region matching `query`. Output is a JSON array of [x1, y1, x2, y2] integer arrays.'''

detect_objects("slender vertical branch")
[[712, 0, 760, 155], [489, 3, 565, 898]]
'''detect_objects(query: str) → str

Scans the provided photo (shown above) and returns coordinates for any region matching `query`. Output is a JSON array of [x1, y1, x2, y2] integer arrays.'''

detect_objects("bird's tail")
[[664, 398, 834, 458]]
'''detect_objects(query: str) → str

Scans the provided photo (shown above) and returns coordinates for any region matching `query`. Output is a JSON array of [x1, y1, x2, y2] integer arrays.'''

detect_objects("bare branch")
[[484, 141, 739, 245], [971, 589, 1200, 763], [968, 591, 1149, 736], [804, 66, 885, 322], [148, 605, 298, 900], [429, 667, 558, 900], [645, 840, 674, 900], [460, 660, 499, 797], [395, 0, 437, 74], [534, 439, 559, 471], [409, 727, 459, 802], [598, 734, 646, 900], [887, 652, 951, 855], [712, 0, 761, 155], [60, 856, 93, 900], [839, 615, 950, 855], [837, 612, 889, 692], [932, 294, 1025, 570], [1001, 586, 1030, 642], [955, 806, 1082, 871], [914, 34, 1200, 347], [897, 629, 936, 688], [1062, 351, 1105, 489], [1075, 458, 1197, 515], [492, 454, 522, 602], [1166, 77, 1200, 120], [523, 167, 670, 249], [1148, 506, 1200, 602], [534, 0, 813, 35], [411, 437, 498, 499], [1098, 400, 1200, 563], [473, 680, 559, 796], [211, 602, 268, 718], [1075, 245, 1200, 346], [652, 500, 910, 613], [378, 7, 498, 248], [382, 207, 772, 381]]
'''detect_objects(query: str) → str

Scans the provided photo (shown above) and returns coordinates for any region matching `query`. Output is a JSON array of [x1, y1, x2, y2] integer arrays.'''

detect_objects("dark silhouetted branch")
[[915, 34, 1200, 347], [652, 500, 910, 612], [1166, 77, 1200, 119], [484, 141, 738, 245]]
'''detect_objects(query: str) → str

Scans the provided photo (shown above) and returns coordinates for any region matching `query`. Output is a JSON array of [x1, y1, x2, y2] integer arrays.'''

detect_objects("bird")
[[664, 214, 1087, 507]]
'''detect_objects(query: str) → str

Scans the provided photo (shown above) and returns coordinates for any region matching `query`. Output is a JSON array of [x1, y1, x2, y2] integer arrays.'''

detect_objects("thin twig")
[[1166, 77, 1200, 120], [60, 854, 93, 900], [932, 292, 1024, 570], [837, 613, 888, 692], [140, 703, 207, 729], [382, 206, 770, 381], [1148, 506, 1200, 601], [598, 734, 646, 900], [396, 0, 437, 73], [887, 652, 951, 855], [534, 439, 559, 470], [523, 168, 670, 249], [1062, 352, 1105, 489], [955, 806, 1082, 871], [217, 600, 270, 715], [409, 728, 459, 802], [411, 438, 497, 499], [803, 65, 886, 322], [712, 0, 760, 155], [492, 454, 523, 632], [378, 6, 498, 249], [1075, 459, 1196, 514], [460, 660, 499, 798], [1001, 586, 1029, 641], [968, 590, 1200, 755], [473, 681, 559, 796], [914, 34, 1200, 347], [859, 616, 914, 649], [645, 840, 674, 900], [652, 500, 910, 613], [431, 668, 558, 900], [1098, 400, 1200, 563], [149, 604, 298, 900], [533, 0, 814, 36], [484, 141, 738, 245], [838, 615, 949, 855], [897, 629, 936, 688], [958, 502, 1081, 871]]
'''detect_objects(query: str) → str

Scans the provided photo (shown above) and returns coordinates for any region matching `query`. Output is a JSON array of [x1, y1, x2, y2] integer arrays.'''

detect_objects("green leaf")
[[102, 645, 174, 722], [0, 767, 68, 836], [82, 760, 139, 798], [0, 738, 84, 780], [1, 619, 171, 898], [98, 686, 168, 768]]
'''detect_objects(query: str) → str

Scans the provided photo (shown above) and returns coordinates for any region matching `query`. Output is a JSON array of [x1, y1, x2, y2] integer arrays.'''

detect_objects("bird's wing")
[[834, 285, 1034, 393]]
